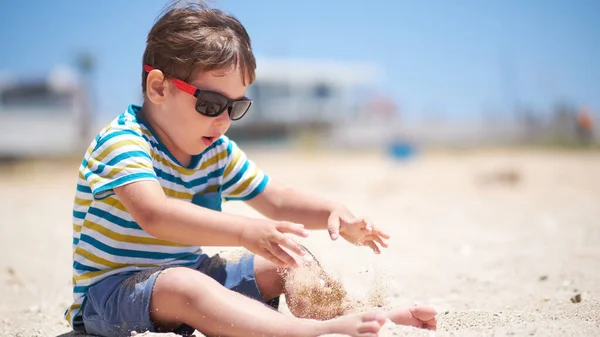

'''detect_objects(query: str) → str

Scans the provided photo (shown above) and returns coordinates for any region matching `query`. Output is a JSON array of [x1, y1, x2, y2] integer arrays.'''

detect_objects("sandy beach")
[[1, 147, 599, 336]]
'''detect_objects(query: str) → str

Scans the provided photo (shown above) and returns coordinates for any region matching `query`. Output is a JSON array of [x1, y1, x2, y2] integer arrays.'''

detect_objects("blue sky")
[[0, 0, 598, 123]]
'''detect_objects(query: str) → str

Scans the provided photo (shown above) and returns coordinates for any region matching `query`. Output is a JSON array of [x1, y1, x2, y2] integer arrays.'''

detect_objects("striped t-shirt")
[[65, 104, 269, 328]]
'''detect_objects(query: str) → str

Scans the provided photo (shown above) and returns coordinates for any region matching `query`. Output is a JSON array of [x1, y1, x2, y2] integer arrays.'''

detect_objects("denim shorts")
[[78, 252, 279, 337]]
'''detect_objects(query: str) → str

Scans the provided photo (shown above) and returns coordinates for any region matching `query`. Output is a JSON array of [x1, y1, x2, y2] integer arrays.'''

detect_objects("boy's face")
[[150, 66, 248, 156]]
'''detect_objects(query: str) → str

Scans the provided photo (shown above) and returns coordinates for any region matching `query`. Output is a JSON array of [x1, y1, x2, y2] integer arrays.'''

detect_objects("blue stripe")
[[73, 261, 101, 272], [222, 160, 249, 191], [153, 166, 224, 189], [90, 151, 152, 176], [76, 184, 92, 193], [73, 286, 88, 293], [87, 207, 142, 230], [79, 234, 201, 260], [73, 210, 86, 219], [226, 138, 233, 156], [73, 237, 80, 245], [127, 104, 138, 116], [117, 112, 128, 125], [92, 172, 157, 200], [225, 175, 269, 201]]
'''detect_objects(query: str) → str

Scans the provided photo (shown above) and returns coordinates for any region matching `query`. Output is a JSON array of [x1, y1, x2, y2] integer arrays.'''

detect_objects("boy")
[[65, 2, 436, 336]]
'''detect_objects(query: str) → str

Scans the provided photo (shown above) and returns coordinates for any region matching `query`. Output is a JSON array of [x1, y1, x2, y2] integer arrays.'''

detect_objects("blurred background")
[[1, 1, 600, 336], [0, 0, 598, 157]]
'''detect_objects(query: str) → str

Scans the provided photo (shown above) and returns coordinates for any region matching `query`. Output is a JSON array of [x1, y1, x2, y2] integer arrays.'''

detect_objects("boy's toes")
[[410, 305, 437, 321], [358, 320, 382, 334], [424, 317, 437, 330]]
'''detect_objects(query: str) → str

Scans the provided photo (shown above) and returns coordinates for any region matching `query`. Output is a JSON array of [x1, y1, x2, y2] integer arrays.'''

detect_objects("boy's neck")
[[138, 103, 192, 167]]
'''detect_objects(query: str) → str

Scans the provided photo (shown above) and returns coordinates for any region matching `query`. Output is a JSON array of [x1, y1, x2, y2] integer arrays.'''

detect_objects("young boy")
[[65, 2, 436, 336]]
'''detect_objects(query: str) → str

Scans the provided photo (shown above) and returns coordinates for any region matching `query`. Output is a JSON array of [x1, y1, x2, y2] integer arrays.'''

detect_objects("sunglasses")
[[144, 65, 252, 121]]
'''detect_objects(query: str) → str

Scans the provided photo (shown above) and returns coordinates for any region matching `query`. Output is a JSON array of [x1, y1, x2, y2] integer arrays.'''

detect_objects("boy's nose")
[[214, 109, 231, 126]]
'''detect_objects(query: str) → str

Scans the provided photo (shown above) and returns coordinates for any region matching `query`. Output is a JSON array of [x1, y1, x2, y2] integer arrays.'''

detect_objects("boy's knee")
[[152, 267, 208, 301], [150, 267, 211, 330]]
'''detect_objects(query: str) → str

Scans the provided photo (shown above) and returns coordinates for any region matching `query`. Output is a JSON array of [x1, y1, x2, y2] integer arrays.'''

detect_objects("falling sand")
[[281, 246, 392, 320]]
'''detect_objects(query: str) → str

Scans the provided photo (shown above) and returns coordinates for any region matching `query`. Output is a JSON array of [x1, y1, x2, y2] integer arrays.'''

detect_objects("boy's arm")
[[245, 180, 346, 230], [246, 180, 390, 253], [114, 180, 307, 267], [115, 180, 247, 246]]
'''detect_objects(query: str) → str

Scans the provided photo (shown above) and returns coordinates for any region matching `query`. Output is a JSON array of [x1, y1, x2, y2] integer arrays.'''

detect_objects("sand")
[[1, 147, 599, 336]]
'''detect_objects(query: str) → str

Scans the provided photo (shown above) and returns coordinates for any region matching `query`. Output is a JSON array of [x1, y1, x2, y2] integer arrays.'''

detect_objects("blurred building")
[[0, 66, 92, 159], [228, 58, 386, 141]]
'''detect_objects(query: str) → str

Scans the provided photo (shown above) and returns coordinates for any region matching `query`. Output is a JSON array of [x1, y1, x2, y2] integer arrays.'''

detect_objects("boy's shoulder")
[[82, 105, 153, 166], [95, 105, 147, 142]]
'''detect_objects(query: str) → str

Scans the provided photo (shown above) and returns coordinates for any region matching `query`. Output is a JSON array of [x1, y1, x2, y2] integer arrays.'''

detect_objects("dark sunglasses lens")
[[195, 92, 228, 116], [229, 101, 252, 120]]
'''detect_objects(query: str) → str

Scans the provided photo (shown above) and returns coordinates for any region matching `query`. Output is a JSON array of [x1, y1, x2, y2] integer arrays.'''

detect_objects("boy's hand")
[[327, 207, 390, 254], [240, 220, 309, 268]]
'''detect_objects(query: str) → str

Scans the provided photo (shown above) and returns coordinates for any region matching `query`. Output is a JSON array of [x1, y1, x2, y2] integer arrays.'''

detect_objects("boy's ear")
[[146, 70, 167, 104]]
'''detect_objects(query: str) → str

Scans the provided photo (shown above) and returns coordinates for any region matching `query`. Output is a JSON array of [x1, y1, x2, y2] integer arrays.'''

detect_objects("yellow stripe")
[[75, 247, 157, 269], [74, 197, 92, 207], [74, 268, 113, 282], [73, 224, 82, 233], [93, 139, 149, 162], [224, 147, 241, 177], [85, 142, 95, 156], [203, 185, 220, 194], [156, 156, 197, 175], [82, 219, 187, 247], [163, 186, 193, 200], [230, 167, 259, 196], [87, 162, 153, 187], [98, 196, 128, 213], [141, 128, 153, 138], [198, 148, 227, 171], [65, 303, 81, 322], [129, 124, 143, 134]]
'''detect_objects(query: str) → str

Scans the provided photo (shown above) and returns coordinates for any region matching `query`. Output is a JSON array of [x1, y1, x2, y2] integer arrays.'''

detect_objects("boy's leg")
[[267, 250, 438, 330], [150, 266, 387, 337]]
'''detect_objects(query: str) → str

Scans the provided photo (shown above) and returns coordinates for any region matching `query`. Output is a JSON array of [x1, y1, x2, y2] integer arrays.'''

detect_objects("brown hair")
[[141, 1, 256, 94]]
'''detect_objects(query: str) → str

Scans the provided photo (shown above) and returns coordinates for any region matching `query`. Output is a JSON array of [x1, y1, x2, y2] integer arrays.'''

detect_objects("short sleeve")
[[221, 137, 269, 201], [82, 128, 158, 200]]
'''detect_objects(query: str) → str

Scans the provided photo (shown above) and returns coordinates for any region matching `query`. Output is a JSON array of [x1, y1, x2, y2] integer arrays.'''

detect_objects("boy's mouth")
[[202, 136, 217, 146]]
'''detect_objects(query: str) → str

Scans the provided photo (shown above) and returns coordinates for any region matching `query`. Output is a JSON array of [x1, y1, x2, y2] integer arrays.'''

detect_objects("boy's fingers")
[[276, 222, 309, 238], [268, 243, 299, 268], [366, 234, 389, 248], [365, 241, 381, 254], [374, 228, 391, 239], [327, 215, 341, 240], [261, 249, 288, 268], [276, 234, 307, 257]]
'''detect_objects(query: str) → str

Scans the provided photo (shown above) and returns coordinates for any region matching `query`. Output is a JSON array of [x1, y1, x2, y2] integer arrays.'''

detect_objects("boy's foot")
[[385, 305, 437, 330], [316, 311, 387, 337]]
